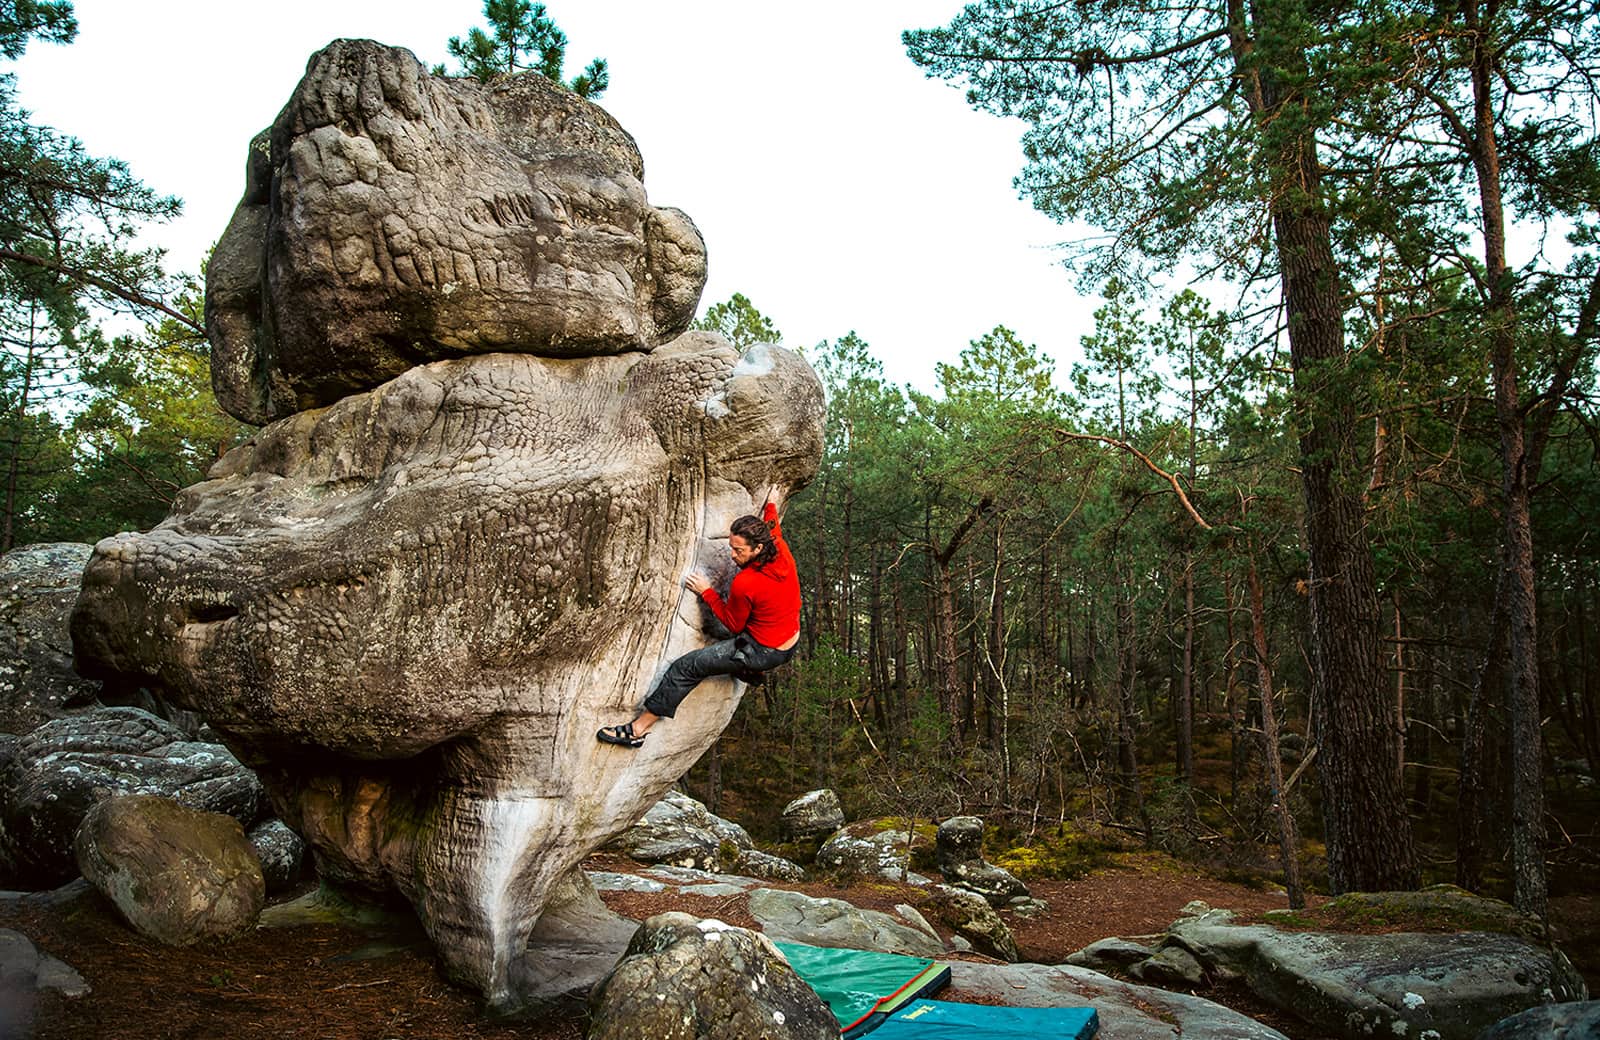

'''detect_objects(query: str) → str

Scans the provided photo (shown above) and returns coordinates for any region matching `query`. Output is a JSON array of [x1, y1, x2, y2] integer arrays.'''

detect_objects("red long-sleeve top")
[[700, 502, 802, 649]]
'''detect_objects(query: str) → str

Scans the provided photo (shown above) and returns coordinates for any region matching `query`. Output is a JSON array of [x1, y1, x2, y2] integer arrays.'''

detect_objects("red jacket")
[[700, 502, 801, 649]]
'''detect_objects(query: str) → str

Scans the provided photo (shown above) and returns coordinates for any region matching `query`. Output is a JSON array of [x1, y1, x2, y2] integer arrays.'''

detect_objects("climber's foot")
[[597, 722, 645, 748]]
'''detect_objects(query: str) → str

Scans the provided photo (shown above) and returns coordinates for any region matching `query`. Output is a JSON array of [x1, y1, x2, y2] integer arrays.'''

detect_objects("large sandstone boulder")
[[0, 707, 264, 888], [74, 794, 264, 946], [71, 37, 821, 1012], [609, 790, 805, 880], [588, 912, 837, 1040], [1165, 905, 1588, 1040], [207, 39, 707, 425], [923, 884, 1019, 962], [815, 819, 930, 884], [0, 544, 100, 735]]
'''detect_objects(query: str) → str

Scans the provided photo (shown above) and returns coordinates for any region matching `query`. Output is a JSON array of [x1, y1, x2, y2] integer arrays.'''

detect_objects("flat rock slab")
[[948, 961, 1290, 1040], [749, 887, 945, 958], [0, 926, 89, 1039], [1170, 910, 1589, 1040]]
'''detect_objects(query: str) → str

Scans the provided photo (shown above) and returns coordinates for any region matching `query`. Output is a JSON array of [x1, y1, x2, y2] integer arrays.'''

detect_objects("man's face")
[[729, 535, 758, 567]]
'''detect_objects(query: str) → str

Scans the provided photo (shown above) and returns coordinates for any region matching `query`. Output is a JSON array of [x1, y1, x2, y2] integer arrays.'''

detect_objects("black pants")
[[642, 633, 796, 718]]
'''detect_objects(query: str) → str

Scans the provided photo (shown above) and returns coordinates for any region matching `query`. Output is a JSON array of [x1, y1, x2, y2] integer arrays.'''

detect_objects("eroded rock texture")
[[72, 334, 823, 1006], [207, 39, 707, 425]]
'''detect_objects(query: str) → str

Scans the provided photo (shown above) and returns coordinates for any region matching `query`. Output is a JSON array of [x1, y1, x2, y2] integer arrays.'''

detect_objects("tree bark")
[[1249, 556, 1304, 907], [1227, 0, 1418, 891]]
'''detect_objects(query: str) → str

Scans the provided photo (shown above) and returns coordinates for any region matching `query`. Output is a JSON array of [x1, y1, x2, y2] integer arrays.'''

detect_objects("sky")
[[11, 0, 1102, 393]]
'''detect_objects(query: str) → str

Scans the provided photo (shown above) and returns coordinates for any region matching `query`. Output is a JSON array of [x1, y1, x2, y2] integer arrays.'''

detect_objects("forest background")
[[4, 0, 1599, 927]]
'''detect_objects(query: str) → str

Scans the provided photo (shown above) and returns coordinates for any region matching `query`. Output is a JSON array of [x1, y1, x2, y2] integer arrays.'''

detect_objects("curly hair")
[[729, 513, 778, 567]]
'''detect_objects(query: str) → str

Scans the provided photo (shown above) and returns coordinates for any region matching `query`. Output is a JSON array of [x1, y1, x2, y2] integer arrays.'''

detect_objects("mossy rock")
[[1263, 885, 1547, 940]]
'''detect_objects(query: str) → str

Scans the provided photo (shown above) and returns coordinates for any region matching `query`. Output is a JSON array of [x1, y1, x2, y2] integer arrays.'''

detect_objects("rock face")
[[0, 544, 100, 735], [0, 707, 264, 888], [1477, 1000, 1600, 1039], [206, 39, 707, 425], [0, 927, 89, 1038], [924, 884, 1019, 962], [74, 794, 264, 945], [69, 39, 824, 1012], [1166, 906, 1588, 1040], [935, 815, 1028, 907], [588, 912, 837, 1040], [247, 819, 306, 894]]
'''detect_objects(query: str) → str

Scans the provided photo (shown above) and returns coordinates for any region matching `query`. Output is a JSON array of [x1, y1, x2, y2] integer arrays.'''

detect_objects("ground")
[[4, 854, 1594, 1040]]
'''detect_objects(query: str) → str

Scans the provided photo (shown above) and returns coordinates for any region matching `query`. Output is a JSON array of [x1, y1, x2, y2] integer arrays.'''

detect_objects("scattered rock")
[[588, 912, 836, 1040], [1066, 936, 1158, 972], [748, 887, 945, 957], [1168, 904, 1588, 1040], [924, 885, 1019, 962], [894, 903, 941, 942], [0, 706, 264, 888], [0, 927, 88, 1037], [1130, 943, 1206, 987], [74, 794, 264, 946], [0, 543, 100, 736], [737, 848, 807, 883], [1007, 896, 1049, 918], [587, 871, 667, 894], [609, 790, 754, 871], [815, 820, 930, 884], [950, 961, 1289, 1039], [1476, 999, 1600, 1039], [780, 789, 845, 844], [247, 819, 306, 894], [935, 815, 1029, 907]]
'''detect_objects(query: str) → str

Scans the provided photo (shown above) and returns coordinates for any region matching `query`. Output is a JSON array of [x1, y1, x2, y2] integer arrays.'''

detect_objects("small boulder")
[[737, 848, 807, 883], [1067, 937, 1158, 972], [1, 707, 265, 888], [608, 790, 752, 871], [924, 885, 1019, 962], [1130, 944, 1206, 987], [935, 816, 1029, 907], [247, 819, 306, 894], [74, 794, 264, 946], [749, 887, 945, 958], [815, 820, 930, 884], [780, 789, 845, 843], [588, 912, 836, 1040]]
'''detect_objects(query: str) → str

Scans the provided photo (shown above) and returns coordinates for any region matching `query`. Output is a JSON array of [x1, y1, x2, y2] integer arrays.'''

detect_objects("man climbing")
[[597, 488, 801, 748]]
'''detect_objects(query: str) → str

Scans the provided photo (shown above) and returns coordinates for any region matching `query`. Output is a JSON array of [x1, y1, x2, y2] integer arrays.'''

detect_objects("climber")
[[597, 488, 800, 749]]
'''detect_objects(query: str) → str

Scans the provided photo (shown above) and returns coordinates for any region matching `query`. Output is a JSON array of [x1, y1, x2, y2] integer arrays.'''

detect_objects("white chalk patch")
[[732, 345, 774, 378], [1403, 992, 1425, 1010]]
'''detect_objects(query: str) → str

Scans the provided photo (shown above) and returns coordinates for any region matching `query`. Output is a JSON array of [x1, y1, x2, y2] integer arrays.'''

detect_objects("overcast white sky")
[[13, 0, 1101, 392]]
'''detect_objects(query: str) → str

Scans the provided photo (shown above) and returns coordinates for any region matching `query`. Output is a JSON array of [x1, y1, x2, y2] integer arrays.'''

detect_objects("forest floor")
[[5, 852, 1596, 1040]]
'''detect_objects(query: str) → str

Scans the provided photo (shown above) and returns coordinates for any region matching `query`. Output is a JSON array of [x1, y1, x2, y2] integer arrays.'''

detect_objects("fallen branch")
[[1053, 429, 1216, 530]]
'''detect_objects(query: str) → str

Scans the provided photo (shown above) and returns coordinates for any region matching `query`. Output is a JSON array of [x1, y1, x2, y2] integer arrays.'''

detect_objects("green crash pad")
[[867, 998, 1099, 1040], [775, 942, 951, 1036]]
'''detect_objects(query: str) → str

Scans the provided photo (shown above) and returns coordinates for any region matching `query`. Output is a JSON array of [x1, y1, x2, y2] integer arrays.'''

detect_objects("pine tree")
[[445, 0, 608, 98]]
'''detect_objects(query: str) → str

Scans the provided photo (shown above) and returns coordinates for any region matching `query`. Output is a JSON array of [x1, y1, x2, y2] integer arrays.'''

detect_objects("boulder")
[[0, 543, 100, 735], [748, 887, 945, 958], [780, 788, 844, 843], [513, 868, 639, 1009], [0, 707, 264, 888], [609, 790, 806, 880], [949, 961, 1289, 1039], [1168, 906, 1589, 1040], [74, 794, 264, 945], [924, 884, 1019, 962], [588, 912, 836, 1040], [206, 39, 707, 425], [73, 81, 822, 1022], [815, 820, 930, 884], [1066, 936, 1158, 972], [609, 789, 753, 870], [1476, 1000, 1600, 1039], [935, 815, 1028, 907], [1129, 944, 1206, 987], [247, 819, 306, 894]]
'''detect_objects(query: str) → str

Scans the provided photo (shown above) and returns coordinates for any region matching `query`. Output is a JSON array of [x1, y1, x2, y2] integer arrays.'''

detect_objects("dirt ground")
[[4, 855, 1594, 1040]]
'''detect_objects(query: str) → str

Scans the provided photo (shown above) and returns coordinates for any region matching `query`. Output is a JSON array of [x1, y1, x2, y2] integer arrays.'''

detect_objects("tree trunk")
[[1249, 556, 1304, 907], [1228, 0, 1418, 891]]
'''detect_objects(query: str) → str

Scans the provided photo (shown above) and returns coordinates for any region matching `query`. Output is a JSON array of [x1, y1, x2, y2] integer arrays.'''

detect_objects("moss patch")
[[1262, 885, 1546, 939], [993, 824, 1116, 881]]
